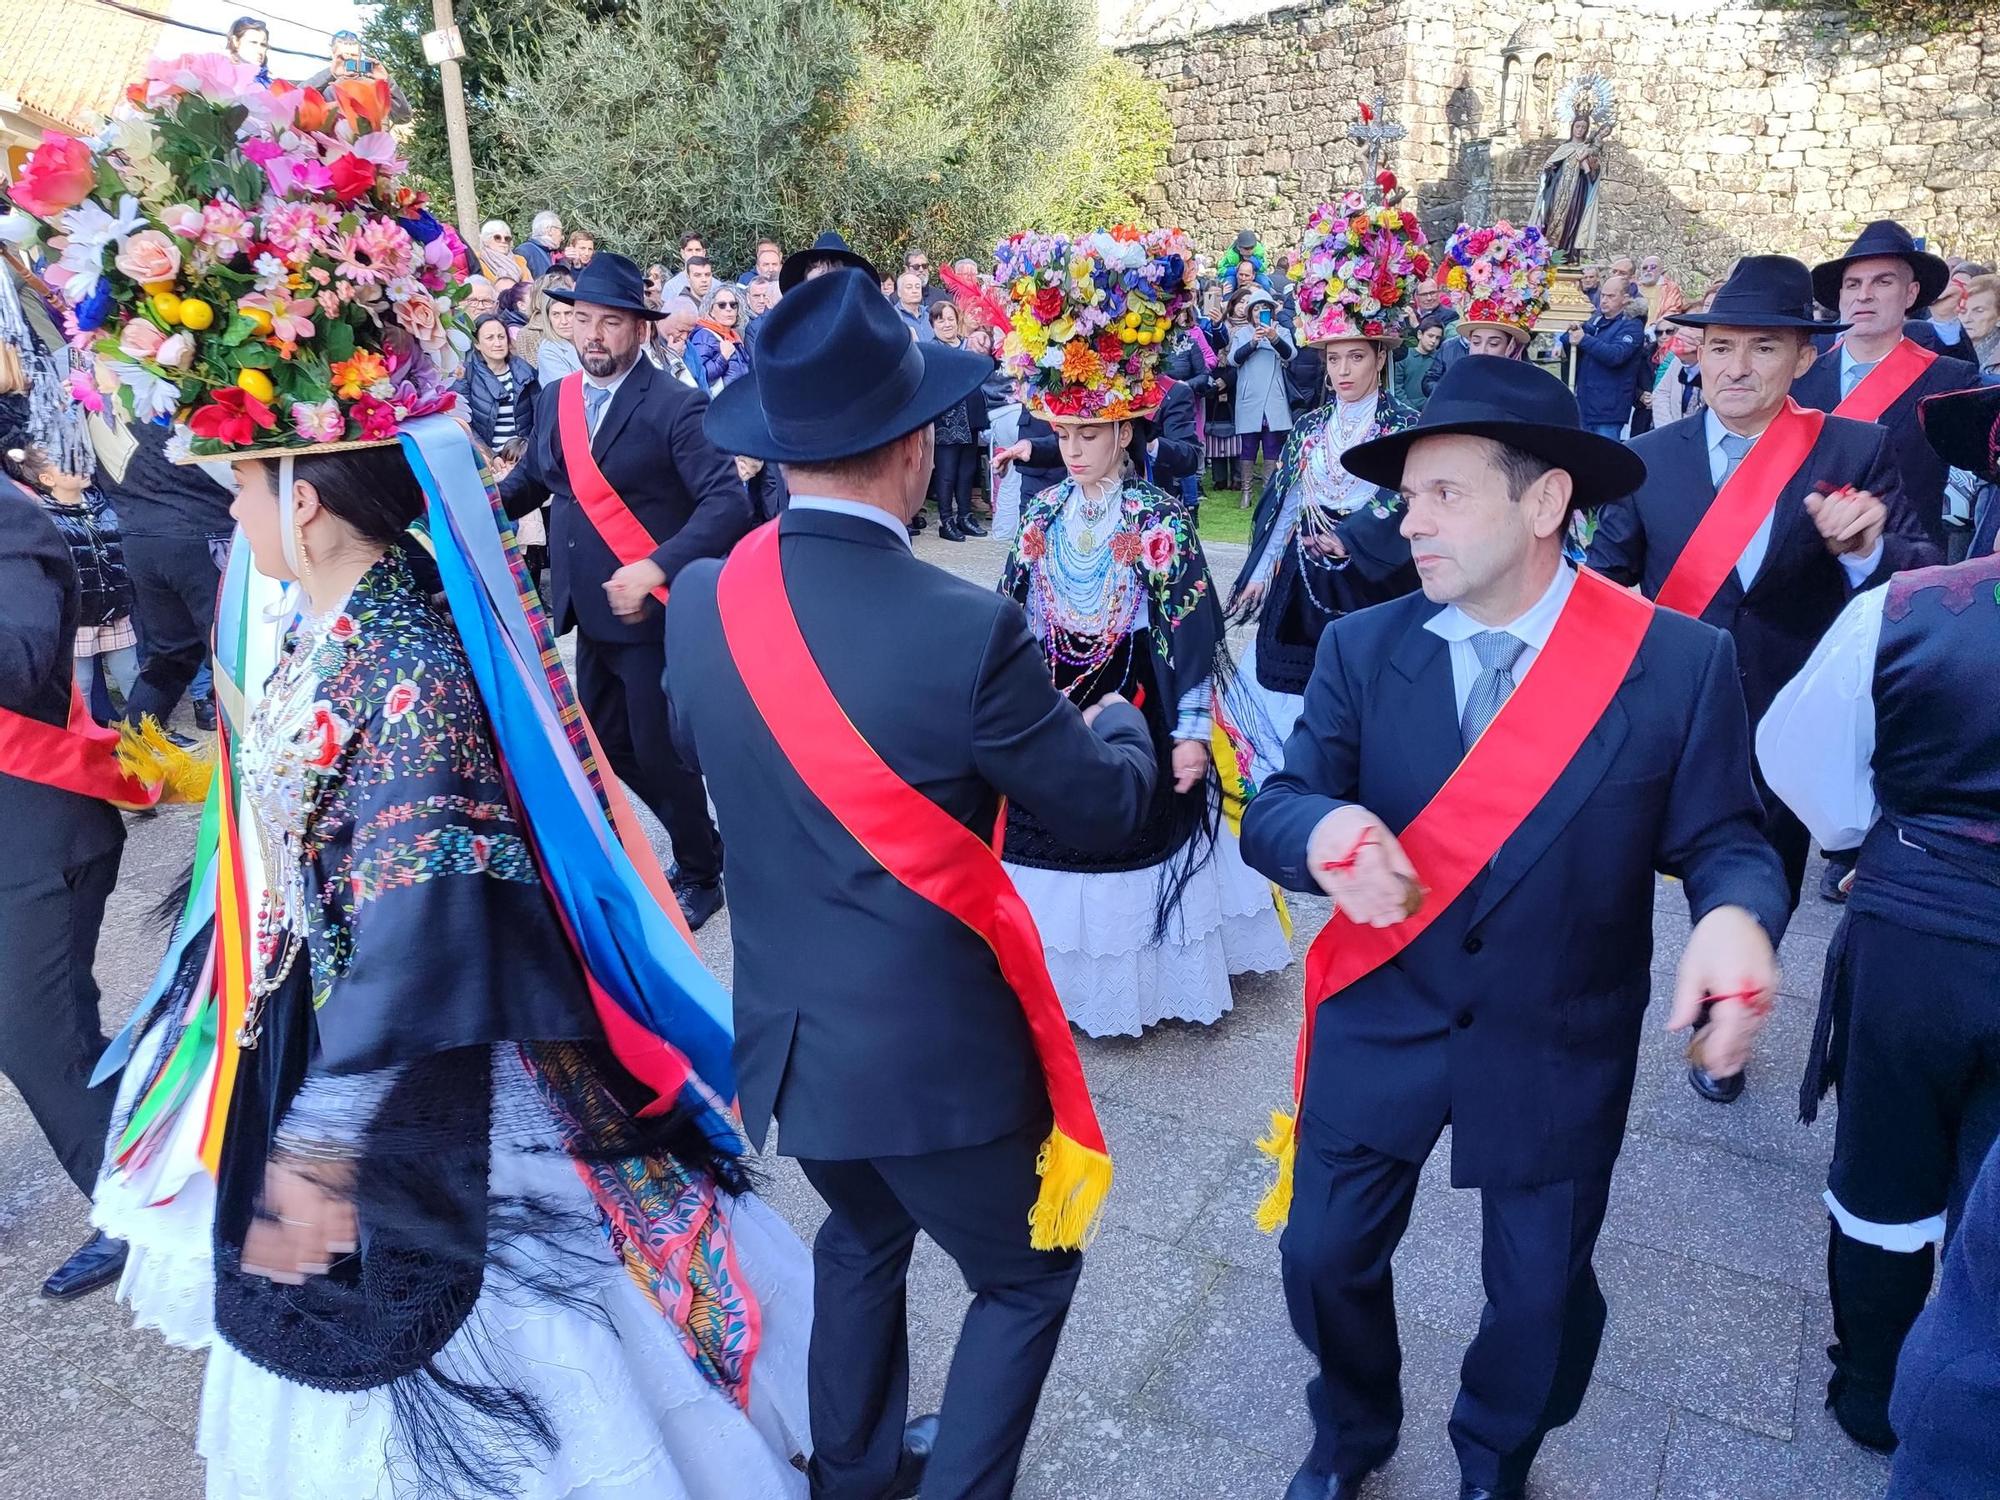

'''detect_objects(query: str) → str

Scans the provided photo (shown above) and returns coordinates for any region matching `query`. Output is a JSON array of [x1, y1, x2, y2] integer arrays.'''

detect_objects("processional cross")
[[1348, 97, 1407, 201]]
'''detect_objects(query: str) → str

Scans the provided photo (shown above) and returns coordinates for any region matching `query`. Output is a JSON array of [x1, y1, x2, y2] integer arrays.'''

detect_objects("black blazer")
[[1588, 410, 1936, 725], [0, 484, 125, 870], [1240, 581, 1788, 1188], [664, 508, 1158, 1159], [1791, 342, 1984, 548], [500, 357, 753, 643]]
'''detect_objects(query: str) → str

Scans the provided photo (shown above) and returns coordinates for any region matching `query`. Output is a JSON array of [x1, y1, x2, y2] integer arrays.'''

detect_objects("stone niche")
[[1113, 0, 2000, 285]]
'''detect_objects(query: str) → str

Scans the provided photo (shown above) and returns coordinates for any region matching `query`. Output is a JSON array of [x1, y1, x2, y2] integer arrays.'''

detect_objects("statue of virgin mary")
[[1531, 101, 1603, 257]]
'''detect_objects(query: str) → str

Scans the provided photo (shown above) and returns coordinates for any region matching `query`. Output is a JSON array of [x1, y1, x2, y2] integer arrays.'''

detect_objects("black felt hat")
[[1917, 384, 2000, 483], [1342, 354, 1647, 509], [778, 231, 880, 294], [1672, 255, 1847, 333], [705, 268, 991, 464], [543, 252, 655, 317], [1811, 220, 1950, 314]]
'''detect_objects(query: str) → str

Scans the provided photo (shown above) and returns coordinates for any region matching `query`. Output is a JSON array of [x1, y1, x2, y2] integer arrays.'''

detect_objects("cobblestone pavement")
[[0, 529, 1889, 1499]]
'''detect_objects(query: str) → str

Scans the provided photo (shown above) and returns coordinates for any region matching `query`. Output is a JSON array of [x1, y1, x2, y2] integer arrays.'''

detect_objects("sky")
[[155, 0, 375, 78]]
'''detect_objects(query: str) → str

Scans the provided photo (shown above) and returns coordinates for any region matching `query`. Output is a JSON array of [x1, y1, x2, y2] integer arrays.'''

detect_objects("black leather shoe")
[[960, 517, 989, 537], [1818, 860, 1852, 904], [674, 879, 724, 932], [1285, 1442, 1396, 1500], [938, 520, 966, 542], [888, 1413, 939, 1499], [1688, 1063, 1746, 1104], [193, 696, 217, 732], [1458, 1485, 1526, 1500], [910, 512, 928, 533], [41, 1231, 127, 1300]]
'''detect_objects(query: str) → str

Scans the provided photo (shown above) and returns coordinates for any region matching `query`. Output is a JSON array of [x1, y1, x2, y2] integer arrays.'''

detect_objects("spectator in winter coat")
[[1564, 275, 1648, 436], [454, 315, 540, 452]]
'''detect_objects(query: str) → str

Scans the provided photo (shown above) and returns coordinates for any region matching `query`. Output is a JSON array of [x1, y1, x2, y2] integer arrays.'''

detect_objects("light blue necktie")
[[583, 382, 611, 436], [1716, 431, 1752, 486], [1460, 630, 1528, 749], [1841, 360, 1877, 399]]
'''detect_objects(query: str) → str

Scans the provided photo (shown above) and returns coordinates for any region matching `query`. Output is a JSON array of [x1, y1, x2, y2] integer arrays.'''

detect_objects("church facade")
[[1106, 0, 2000, 282]]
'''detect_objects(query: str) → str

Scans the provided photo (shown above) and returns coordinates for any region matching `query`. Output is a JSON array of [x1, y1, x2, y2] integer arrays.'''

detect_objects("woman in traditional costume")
[[11, 56, 812, 1498], [991, 229, 1289, 1038], [1228, 191, 1431, 764]]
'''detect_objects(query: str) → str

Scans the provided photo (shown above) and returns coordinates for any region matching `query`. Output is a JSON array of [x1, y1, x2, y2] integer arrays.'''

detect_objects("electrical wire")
[[75, 0, 347, 60]]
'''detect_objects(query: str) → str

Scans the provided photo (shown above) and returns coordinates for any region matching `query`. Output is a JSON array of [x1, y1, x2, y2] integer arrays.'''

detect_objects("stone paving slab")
[[0, 528, 1892, 1498]]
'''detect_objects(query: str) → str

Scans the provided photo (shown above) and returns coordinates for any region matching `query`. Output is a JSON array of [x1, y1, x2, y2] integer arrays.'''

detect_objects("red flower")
[[11, 132, 95, 218], [1363, 319, 1385, 338], [1400, 211, 1419, 236], [1096, 330, 1126, 361], [1032, 286, 1063, 324], [327, 153, 378, 203], [1468, 229, 1495, 255], [1020, 525, 1047, 561], [302, 704, 349, 769], [1370, 268, 1399, 303], [384, 679, 418, 720], [1376, 169, 1398, 194], [351, 393, 398, 441], [1139, 525, 1177, 573], [1411, 251, 1432, 278], [188, 388, 278, 448], [1110, 530, 1143, 565], [328, 613, 358, 643], [1357, 100, 1374, 123]]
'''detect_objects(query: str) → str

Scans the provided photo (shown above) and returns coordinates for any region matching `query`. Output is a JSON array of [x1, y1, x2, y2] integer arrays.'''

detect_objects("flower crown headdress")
[[992, 226, 1195, 422], [1438, 221, 1553, 340], [1290, 188, 1432, 347], [6, 53, 470, 462]]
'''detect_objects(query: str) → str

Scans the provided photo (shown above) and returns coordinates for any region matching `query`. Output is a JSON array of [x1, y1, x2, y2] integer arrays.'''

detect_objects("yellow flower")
[[1002, 330, 1029, 361], [1049, 316, 1076, 344], [1445, 267, 1468, 291], [1325, 278, 1345, 298], [1018, 320, 1049, 356], [1012, 277, 1034, 301]]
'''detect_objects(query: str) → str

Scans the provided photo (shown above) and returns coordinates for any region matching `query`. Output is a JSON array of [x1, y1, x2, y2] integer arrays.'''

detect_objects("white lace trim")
[[1006, 826, 1291, 1037]]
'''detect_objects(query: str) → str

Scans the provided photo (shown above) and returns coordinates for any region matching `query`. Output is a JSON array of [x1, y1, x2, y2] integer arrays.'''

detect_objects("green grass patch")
[[1194, 477, 1257, 546]]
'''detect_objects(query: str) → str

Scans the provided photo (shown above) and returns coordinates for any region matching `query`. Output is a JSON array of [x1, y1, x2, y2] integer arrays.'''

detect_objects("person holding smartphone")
[[303, 31, 413, 124], [1227, 286, 1297, 507]]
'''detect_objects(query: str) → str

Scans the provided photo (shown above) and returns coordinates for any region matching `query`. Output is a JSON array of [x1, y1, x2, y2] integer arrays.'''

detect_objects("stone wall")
[[1119, 0, 2000, 285]]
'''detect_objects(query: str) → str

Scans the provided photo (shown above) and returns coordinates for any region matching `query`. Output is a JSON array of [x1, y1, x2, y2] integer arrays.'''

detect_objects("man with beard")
[[501, 253, 753, 930]]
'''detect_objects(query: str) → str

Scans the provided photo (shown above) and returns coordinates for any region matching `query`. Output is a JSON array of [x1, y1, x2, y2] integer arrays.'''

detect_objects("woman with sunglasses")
[[688, 290, 750, 393]]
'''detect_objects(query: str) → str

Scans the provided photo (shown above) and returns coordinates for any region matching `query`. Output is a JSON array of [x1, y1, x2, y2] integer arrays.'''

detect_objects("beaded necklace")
[[1293, 397, 1381, 614], [1025, 477, 1144, 702]]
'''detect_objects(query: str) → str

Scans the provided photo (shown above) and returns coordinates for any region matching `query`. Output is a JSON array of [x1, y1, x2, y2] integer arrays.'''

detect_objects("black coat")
[[453, 355, 539, 451], [0, 484, 124, 869], [1589, 410, 1938, 725], [664, 507, 1156, 1158], [1791, 341, 1984, 548], [500, 357, 753, 644], [1240, 581, 1789, 1188]]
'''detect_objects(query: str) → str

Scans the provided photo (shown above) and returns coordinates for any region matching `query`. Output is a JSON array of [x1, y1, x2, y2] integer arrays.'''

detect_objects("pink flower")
[[144, 52, 257, 105], [67, 366, 105, 414], [1139, 525, 1177, 573], [154, 332, 194, 370], [243, 291, 316, 343], [290, 398, 345, 443], [160, 203, 205, 239], [350, 393, 398, 441], [335, 218, 416, 286], [328, 614, 358, 643], [198, 201, 253, 261], [315, 289, 343, 318], [384, 679, 419, 722], [113, 229, 181, 285], [392, 293, 440, 345], [116, 319, 166, 362], [10, 133, 95, 218]]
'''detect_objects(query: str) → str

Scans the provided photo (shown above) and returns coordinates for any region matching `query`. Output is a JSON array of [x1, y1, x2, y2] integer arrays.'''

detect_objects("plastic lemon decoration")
[[239, 304, 274, 336], [149, 291, 183, 325], [234, 368, 275, 403], [178, 298, 215, 331]]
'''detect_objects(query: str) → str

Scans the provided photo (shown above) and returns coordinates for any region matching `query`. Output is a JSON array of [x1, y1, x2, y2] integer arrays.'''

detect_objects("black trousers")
[[576, 633, 722, 885], [0, 848, 121, 1195], [797, 1119, 1082, 1500], [1281, 1117, 1613, 1491], [123, 531, 224, 728], [933, 442, 979, 525], [1755, 767, 1810, 910]]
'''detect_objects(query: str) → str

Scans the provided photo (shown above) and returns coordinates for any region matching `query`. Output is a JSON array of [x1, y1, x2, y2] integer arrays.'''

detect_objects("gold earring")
[[294, 520, 315, 583]]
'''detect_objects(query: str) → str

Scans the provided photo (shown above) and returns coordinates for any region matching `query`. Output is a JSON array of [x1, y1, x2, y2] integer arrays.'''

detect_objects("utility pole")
[[424, 0, 480, 245]]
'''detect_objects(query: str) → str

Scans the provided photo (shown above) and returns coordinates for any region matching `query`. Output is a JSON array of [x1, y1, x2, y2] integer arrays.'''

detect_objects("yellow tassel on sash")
[[1254, 1108, 1298, 1234], [114, 717, 214, 808], [1028, 1127, 1114, 1251], [1210, 719, 1292, 941]]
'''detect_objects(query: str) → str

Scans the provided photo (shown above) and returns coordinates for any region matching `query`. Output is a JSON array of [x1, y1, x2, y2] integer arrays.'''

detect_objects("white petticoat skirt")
[[1004, 819, 1291, 1038], [1235, 639, 1306, 752], [94, 1028, 814, 1500]]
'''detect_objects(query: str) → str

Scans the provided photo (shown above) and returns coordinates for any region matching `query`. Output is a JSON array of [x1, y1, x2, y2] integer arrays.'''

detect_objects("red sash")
[[1258, 569, 1654, 1230], [715, 522, 1111, 1250], [0, 682, 160, 809], [1834, 337, 1937, 424], [556, 374, 669, 606], [1653, 399, 1826, 619]]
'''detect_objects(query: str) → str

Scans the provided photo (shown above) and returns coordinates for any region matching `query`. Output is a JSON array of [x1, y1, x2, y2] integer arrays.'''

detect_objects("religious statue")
[[1531, 75, 1615, 258]]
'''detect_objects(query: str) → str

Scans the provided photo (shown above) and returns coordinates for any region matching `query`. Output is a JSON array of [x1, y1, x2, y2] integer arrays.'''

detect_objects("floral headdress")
[[1439, 221, 1552, 342], [1290, 191, 1432, 347], [993, 226, 1195, 421], [5, 53, 469, 461]]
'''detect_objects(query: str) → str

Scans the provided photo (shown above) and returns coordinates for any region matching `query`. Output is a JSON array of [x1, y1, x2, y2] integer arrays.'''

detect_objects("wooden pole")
[[430, 0, 480, 247]]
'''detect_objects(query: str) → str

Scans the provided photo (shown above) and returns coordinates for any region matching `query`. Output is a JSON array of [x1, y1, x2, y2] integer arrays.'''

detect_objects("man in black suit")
[[1240, 357, 1789, 1500], [665, 271, 1157, 1500], [1790, 221, 1983, 552], [1588, 256, 1939, 926], [0, 472, 129, 1300], [501, 253, 753, 929]]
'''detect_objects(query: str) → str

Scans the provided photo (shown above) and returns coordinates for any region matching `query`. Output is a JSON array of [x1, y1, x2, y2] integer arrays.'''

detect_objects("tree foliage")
[[427, 0, 1170, 273]]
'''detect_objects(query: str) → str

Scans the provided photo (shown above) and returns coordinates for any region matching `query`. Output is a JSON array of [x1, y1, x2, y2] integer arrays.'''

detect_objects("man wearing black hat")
[[1792, 221, 1983, 551], [500, 251, 752, 930], [1588, 256, 1938, 943], [1757, 381, 2000, 1454], [1239, 356, 1789, 1500], [662, 269, 1158, 1500]]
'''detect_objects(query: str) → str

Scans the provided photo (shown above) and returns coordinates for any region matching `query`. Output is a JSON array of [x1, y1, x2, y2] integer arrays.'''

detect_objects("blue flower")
[[399, 210, 444, 246], [75, 279, 113, 331]]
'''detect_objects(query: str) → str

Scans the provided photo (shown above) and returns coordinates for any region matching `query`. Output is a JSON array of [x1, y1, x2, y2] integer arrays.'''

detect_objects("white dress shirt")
[[1423, 559, 1576, 720], [787, 494, 911, 550], [1755, 583, 1885, 850], [1704, 410, 1882, 589]]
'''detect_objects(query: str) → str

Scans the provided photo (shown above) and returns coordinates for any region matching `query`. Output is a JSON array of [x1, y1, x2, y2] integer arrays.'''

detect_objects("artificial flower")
[[188, 386, 278, 446], [350, 392, 398, 440], [67, 365, 106, 414], [290, 398, 345, 442], [114, 228, 182, 286], [301, 702, 352, 769], [74, 280, 115, 331], [116, 320, 167, 362], [331, 350, 391, 398], [327, 153, 378, 203], [336, 219, 416, 285], [144, 51, 258, 106], [104, 357, 181, 421], [11, 133, 95, 218], [154, 332, 194, 370], [333, 76, 394, 133]]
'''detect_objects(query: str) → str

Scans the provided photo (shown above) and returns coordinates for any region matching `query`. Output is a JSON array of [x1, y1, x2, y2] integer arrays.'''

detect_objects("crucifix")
[[1348, 97, 1407, 199]]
